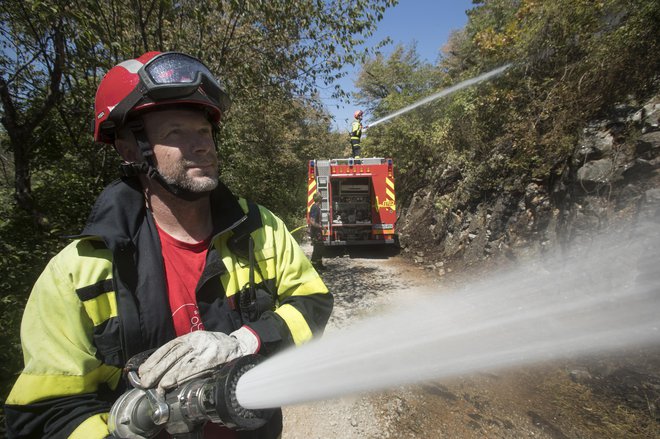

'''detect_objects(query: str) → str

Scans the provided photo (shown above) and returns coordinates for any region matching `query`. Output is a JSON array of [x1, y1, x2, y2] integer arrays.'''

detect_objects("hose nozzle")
[[108, 354, 274, 438]]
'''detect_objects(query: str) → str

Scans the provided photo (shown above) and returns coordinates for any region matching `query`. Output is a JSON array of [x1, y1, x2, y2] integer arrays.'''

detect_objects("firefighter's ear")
[[114, 129, 141, 163]]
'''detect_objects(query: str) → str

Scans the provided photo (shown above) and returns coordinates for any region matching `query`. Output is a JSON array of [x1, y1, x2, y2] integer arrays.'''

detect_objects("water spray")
[[366, 63, 511, 129], [235, 226, 660, 409]]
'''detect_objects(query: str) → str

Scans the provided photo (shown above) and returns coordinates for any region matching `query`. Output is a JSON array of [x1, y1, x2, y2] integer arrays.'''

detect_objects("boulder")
[[577, 158, 614, 184]]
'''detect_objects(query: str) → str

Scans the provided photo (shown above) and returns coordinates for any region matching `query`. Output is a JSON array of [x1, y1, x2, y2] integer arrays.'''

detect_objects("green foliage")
[[219, 97, 343, 226], [358, 0, 660, 208]]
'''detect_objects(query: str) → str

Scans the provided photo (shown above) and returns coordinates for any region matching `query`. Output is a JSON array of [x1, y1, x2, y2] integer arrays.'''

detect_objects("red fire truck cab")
[[307, 157, 397, 246]]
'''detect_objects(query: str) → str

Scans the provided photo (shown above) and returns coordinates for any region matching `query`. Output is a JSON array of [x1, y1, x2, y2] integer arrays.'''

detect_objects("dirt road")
[[282, 245, 660, 438]]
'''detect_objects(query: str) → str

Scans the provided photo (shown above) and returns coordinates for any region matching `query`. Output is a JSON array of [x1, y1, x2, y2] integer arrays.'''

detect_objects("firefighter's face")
[[142, 108, 219, 193]]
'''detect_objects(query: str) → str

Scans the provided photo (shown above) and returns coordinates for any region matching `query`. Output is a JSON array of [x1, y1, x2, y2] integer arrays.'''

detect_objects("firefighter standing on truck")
[[349, 109, 366, 158], [4, 51, 333, 439]]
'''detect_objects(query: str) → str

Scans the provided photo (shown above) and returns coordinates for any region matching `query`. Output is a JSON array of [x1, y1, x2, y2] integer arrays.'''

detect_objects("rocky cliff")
[[398, 94, 660, 273]]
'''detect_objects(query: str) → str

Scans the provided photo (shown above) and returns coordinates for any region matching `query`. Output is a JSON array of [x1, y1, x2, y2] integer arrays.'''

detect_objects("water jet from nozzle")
[[235, 226, 660, 409], [366, 63, 511, 129]]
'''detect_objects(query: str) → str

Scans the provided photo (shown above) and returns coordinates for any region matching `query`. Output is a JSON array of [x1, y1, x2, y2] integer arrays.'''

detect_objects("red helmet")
[[354, 110, 364, 119], [94, 51, 231, 143]]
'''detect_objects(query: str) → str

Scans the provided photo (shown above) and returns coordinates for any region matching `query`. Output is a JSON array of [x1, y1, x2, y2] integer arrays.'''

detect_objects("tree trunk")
[[12, 132, 34, 214]]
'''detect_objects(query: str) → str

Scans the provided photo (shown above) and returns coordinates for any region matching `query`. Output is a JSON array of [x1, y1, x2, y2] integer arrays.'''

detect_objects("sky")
[[321, 0, 475, 130]]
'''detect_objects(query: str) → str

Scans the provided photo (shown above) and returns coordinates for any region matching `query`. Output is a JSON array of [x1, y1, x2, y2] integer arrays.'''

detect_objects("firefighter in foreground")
[[349, 110, 367, 158], [4, 51, 333, 438], [308, 192, 325, 270]]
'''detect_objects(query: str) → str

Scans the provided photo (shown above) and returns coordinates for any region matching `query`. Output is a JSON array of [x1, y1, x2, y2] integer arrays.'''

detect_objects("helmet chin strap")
[[119, 120, 211, 202]]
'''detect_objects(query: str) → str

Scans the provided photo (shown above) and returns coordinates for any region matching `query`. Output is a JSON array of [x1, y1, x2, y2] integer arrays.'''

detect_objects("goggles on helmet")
[[140, 52, 222, 102], [106, 52, 230, 131]]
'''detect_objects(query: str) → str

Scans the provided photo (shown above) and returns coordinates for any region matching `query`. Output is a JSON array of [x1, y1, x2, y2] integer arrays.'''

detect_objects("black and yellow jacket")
[[350, 119, 362, 141], [5, 177, 333, 439]]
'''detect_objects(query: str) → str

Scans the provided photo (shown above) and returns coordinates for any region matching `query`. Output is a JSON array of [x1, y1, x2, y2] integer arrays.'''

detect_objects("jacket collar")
[[80, 177, 247, 250]]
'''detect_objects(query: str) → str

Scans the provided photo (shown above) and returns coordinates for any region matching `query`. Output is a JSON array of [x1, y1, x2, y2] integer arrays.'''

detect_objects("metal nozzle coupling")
[[108, 354, 274, 438]]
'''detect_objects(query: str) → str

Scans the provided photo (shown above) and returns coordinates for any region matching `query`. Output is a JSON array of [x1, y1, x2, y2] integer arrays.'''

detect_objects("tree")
[[0, 2, 67, 224]]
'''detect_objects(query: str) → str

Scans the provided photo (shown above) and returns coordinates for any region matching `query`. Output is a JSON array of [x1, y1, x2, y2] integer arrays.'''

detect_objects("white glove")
[[138, 327, 260, 394]]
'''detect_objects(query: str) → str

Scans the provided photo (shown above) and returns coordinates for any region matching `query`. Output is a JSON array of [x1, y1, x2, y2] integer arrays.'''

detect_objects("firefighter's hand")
[[138, 327, 260, 393]]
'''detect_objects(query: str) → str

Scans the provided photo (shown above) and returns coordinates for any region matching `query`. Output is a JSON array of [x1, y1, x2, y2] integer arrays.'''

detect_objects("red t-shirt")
[[156, 224, 239, 439], [157, 224, 209, 335]]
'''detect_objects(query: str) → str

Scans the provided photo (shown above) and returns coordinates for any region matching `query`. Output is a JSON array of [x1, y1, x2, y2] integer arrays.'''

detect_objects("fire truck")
[[307, 157, 397, 246]]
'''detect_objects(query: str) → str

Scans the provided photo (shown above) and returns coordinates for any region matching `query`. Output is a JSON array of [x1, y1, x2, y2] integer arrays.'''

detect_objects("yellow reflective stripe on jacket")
[[81, 290, 118, 326], [69, 413, 110, 439], [275, 304, 313, 345], [7, 364, 121, 405]]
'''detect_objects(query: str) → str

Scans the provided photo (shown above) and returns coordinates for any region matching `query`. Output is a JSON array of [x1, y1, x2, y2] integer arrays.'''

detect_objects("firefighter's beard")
[[158, 158, 219, 199]]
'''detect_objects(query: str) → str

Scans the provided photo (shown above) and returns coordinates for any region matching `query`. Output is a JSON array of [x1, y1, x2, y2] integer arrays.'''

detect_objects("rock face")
[[398, 94, 660, 269]]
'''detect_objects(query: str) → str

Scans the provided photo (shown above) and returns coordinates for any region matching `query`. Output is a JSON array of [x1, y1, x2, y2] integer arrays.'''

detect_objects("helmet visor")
[[140, 52, 225, 106]]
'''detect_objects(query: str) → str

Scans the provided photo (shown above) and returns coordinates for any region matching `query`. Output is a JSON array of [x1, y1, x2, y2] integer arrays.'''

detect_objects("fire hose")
[[108, 352, 274, 439]]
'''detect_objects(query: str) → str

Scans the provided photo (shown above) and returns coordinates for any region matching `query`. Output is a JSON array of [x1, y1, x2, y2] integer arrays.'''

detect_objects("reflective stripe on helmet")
[[117, 59, 144, 74]]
